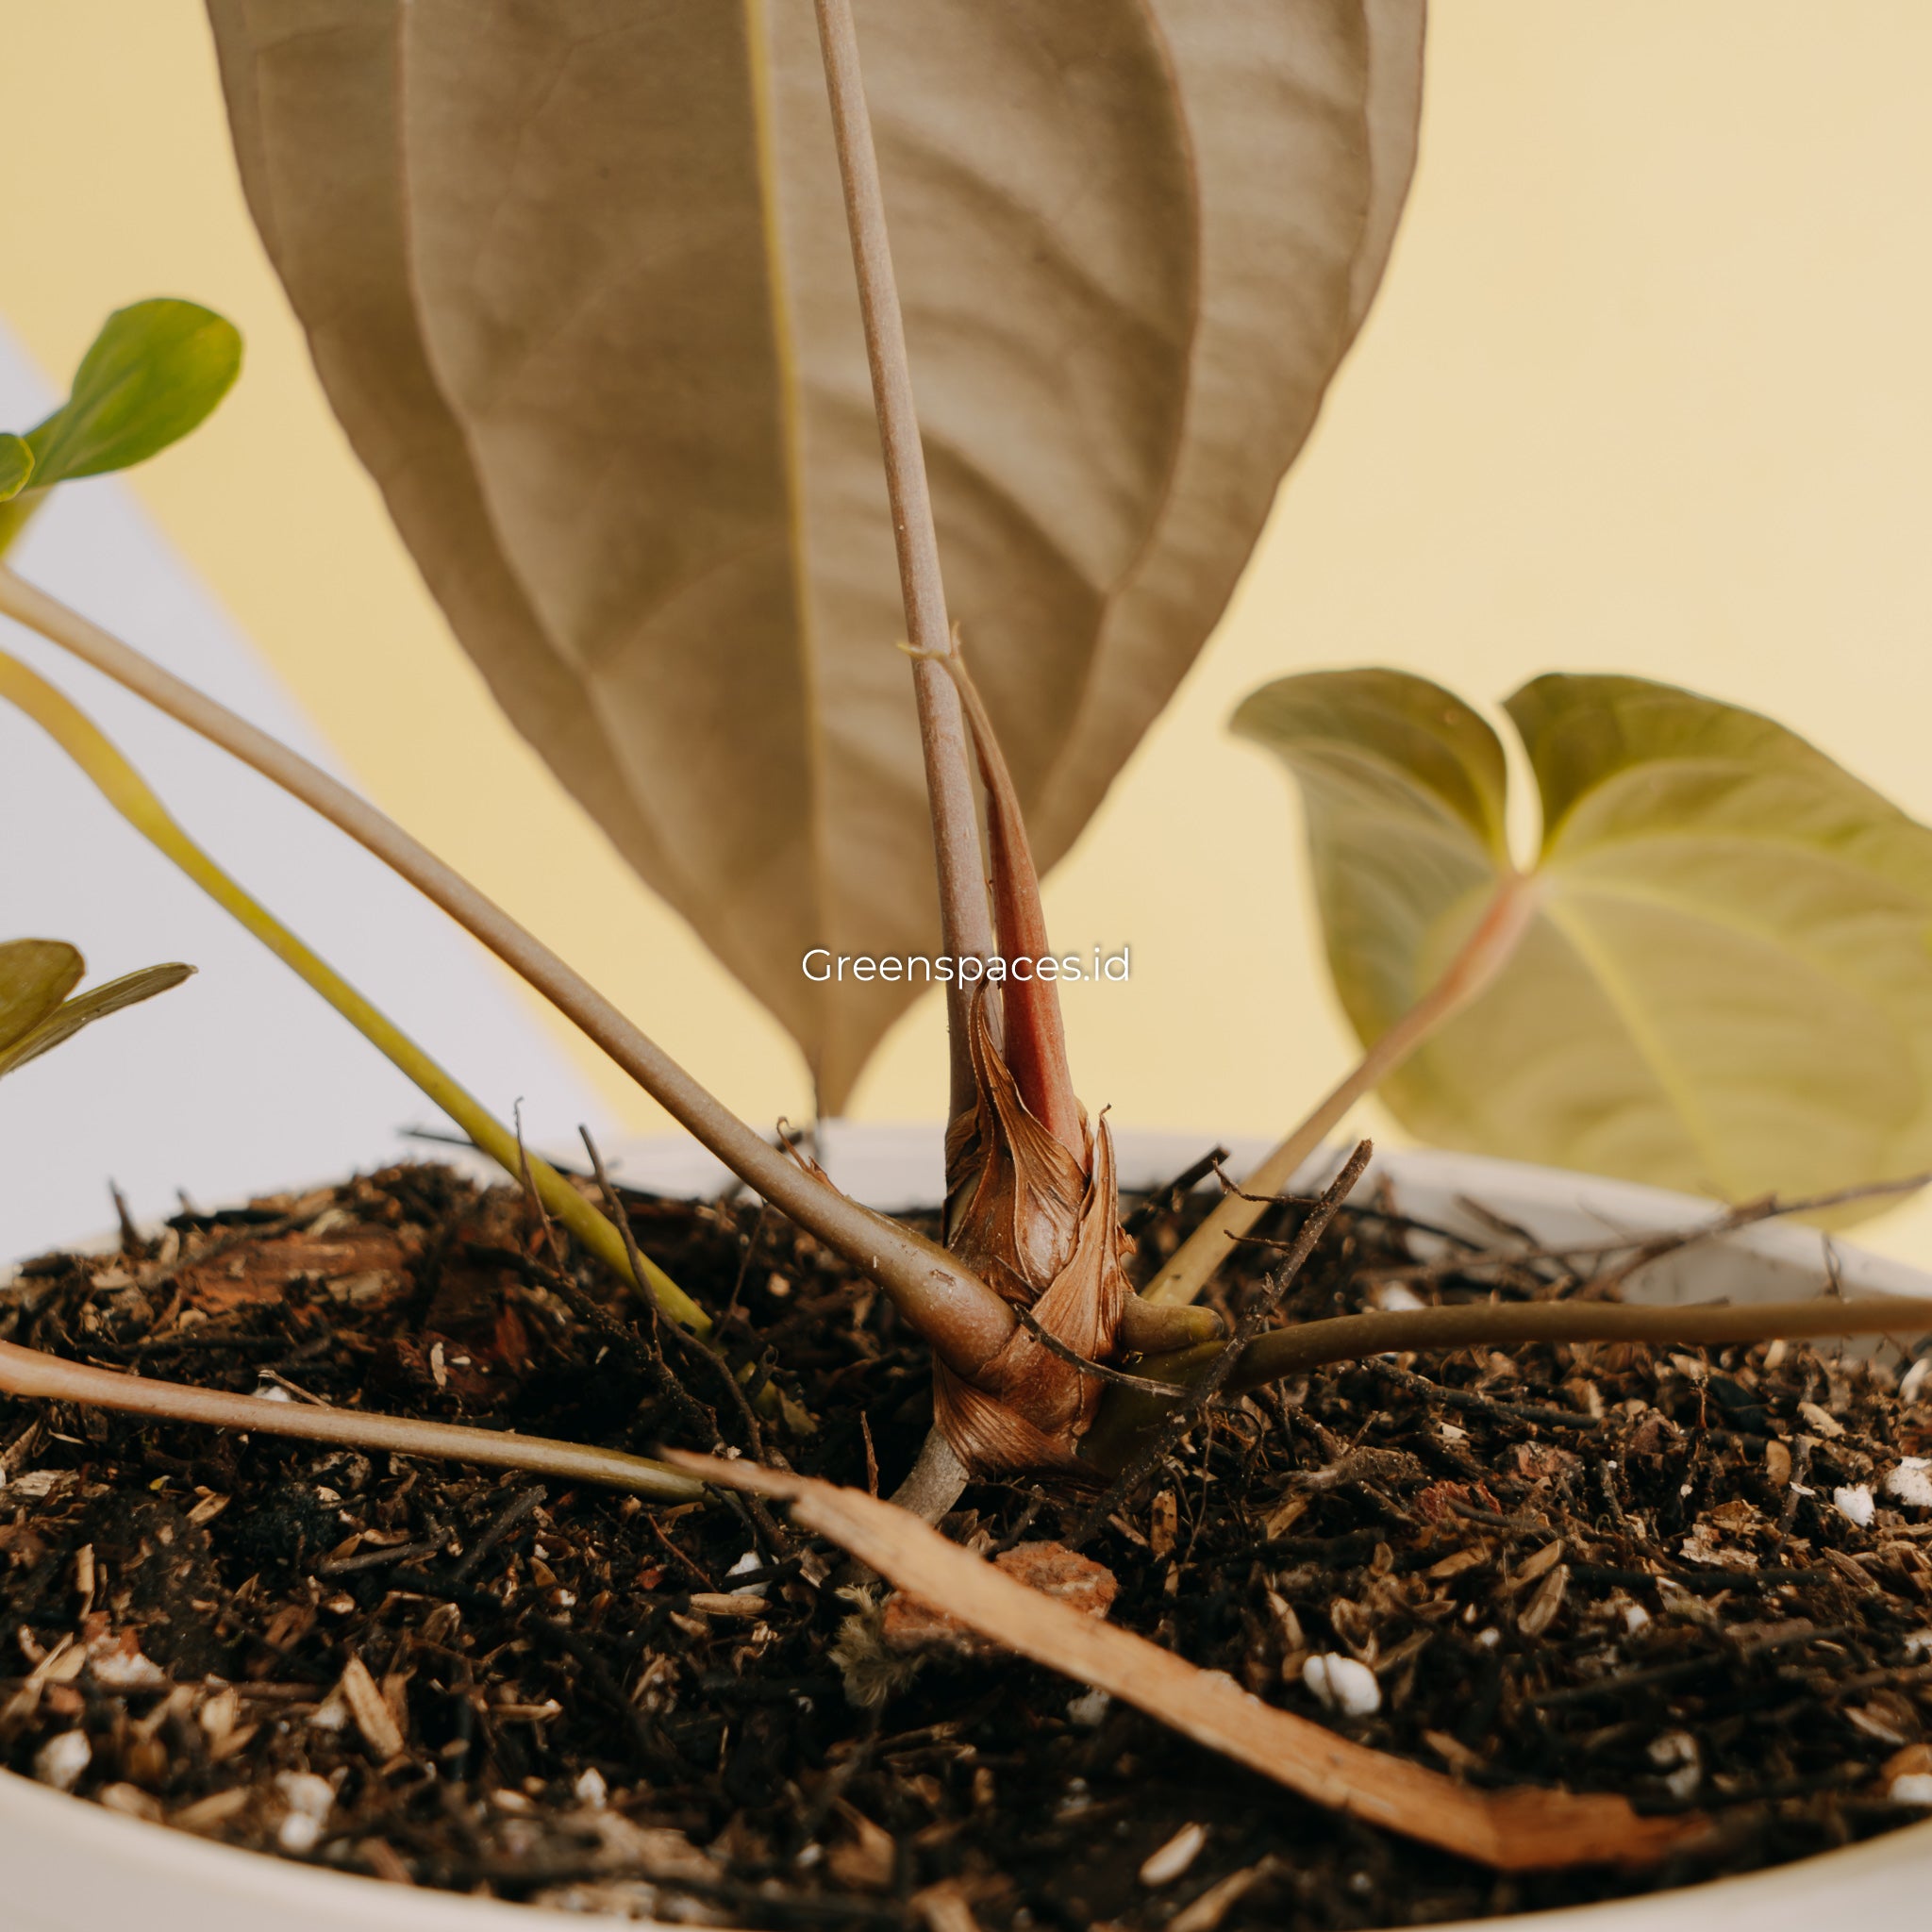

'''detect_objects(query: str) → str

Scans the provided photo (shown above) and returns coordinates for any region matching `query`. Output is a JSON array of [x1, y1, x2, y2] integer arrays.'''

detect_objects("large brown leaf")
[[207, 0, 1424, 1107]]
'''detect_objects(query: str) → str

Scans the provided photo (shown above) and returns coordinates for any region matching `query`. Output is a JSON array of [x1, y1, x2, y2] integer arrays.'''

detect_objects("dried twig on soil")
[[1122, 1147, 1231, 1237], [1077, 1143, 1374, 1505], [575, 1127, 721, 1451], [1355, 1174, 1929, 1291], [1371, 1360, 1599, 1431], [670, 1451, 1708, 1873], [1012, 1303, 1188, 1399]]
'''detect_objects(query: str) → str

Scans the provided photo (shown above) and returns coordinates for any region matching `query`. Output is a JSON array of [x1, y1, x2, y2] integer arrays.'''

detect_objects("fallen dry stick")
[[0, 1341, 701, 1502], [664, 1451, 1708, 1872]]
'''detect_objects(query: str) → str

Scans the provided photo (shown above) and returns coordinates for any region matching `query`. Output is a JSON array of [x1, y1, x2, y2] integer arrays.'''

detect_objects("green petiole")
[[0, 646, 709, 1337]]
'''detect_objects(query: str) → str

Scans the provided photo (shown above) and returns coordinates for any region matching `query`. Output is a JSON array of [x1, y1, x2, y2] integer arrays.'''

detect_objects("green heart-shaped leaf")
[[1231, 669, 1512, 1053], [0, 949, 194, 1080], [1236, 668, 1932, 1220], [0, 434, 31, 502], [23, 299, 242, 490], [0, 940, 86, 1057]]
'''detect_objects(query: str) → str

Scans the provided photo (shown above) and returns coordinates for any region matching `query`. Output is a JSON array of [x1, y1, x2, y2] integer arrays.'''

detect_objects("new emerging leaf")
[[1236, 668, 1932, 1219], [20, 300, 242, 490]]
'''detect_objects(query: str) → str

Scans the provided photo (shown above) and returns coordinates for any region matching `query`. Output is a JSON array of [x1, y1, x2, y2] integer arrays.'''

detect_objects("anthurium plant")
[[3, 0, 1931, 1871]]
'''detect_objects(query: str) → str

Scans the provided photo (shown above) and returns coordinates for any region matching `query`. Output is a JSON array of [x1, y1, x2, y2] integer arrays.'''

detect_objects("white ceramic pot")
[[7, 1141, 1932, 1932]]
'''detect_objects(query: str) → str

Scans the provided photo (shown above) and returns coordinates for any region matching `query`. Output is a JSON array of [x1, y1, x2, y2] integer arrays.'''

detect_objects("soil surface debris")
[[5, 1159, 1932, 1927]]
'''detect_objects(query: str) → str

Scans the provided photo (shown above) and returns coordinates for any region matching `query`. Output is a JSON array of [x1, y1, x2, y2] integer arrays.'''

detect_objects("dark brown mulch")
[[5, 1158, 1932, 1931]]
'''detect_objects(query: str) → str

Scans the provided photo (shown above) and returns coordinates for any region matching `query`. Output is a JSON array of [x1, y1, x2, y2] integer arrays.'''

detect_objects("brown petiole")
[[0, 1338, 701, 1502], [809, 0, 994, 1123]]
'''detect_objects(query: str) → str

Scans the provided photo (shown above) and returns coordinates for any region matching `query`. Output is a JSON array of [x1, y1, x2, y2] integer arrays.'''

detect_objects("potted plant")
[[6, 4, 1932, 1927]]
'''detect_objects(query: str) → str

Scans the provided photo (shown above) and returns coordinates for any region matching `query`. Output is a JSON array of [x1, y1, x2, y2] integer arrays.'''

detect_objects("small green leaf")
[[1239, 668, 1932, 1221], [0, 434, 31, 502], [0, 940, 86, 1057], [24, 300, 242, 489], [0, 958, 195, 1080]]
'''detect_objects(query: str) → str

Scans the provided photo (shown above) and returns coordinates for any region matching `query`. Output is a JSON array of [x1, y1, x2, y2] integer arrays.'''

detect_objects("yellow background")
[[8, 5, 1932, 1260]]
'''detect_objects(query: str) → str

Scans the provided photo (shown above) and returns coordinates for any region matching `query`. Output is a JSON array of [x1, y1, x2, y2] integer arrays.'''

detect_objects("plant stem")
[[1229, 1290, 1932, 1391], [0, 488, 43, 558], [888, 1424, 973, 1524], [0, 572, 1016, 1375], [0, 644, 707, 1333], [0, 1341, 702, 1501], [1087, 1292, 1932, 1461], [1143, 872, 1539, 1307], [809, 0, 994, 1119]]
